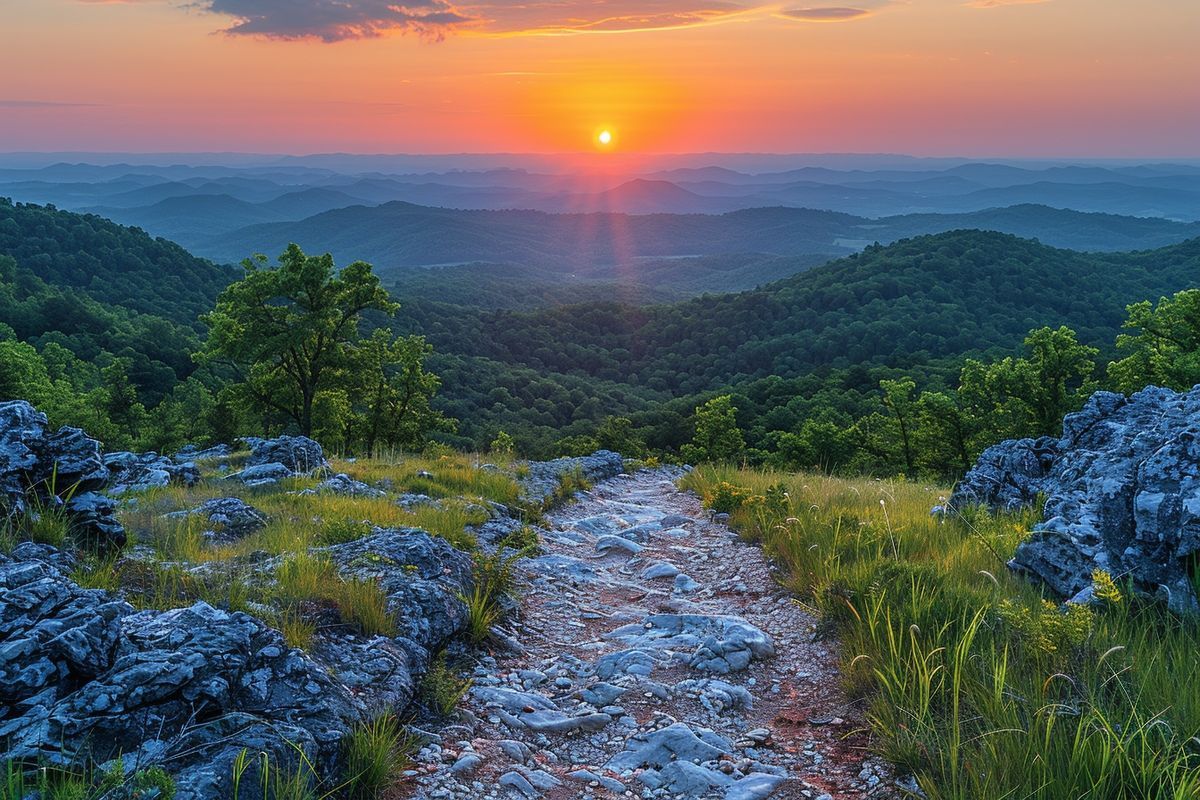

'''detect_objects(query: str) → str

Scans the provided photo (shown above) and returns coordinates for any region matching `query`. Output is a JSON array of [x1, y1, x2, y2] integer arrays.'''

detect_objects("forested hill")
[[401, 230, 1200, 400], [0, 198, 234, 327], [0, 200, 236, 402]]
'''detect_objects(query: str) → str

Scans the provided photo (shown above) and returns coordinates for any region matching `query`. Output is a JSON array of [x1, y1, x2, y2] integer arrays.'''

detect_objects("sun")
[[596, 129, 614, 147]]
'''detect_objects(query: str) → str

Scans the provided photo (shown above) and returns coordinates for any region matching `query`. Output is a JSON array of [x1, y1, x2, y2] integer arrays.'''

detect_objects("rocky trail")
[[409, 468, 898, 800]]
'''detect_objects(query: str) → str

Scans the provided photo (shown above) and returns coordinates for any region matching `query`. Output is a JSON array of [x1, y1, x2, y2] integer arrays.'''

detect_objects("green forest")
[[2, 198, 1199, 479]]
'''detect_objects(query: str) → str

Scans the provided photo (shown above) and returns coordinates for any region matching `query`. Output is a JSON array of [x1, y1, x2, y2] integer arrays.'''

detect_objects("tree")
[[355, 330, 452, 454], [595, 416, 646, 457], [1108, 290, 1200, 393], [880, 377, 918, 473], [681, 395, 744, 464], [102, 359, 148, 446], [198, 244, 397, 437]]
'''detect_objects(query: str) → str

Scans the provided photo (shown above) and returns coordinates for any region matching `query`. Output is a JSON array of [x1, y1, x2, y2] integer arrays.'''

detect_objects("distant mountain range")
[[196, 202, 1200, 273], [2, 157, 1198, 259]]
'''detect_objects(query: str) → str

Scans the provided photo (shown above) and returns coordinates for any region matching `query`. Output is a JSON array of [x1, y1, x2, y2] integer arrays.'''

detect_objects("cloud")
[[467, 1, 752, 35], [781, 6, 872, 21], [0, 100, 99, 108], [963, 0, 1049, 7], [193, 0, 476, 41]]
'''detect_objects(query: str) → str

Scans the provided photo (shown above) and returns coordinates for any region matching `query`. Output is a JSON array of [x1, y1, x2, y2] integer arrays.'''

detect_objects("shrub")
[[419, 654, 473, 717]]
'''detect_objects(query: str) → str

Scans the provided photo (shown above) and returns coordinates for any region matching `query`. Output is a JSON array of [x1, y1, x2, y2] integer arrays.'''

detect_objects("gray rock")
[[471, 686, 610, 734], [567, 769, 625, 793], [499, 771, 538, 798], [451, 752, 483, 775], [673, 573, 701, 593], [581, 681, 627, 707], [166, 497, 268, 541], [304, 472, 385, 498], [396, 492, 438, 509], [518, 450, 625, 506], [174, 443, 231, 463], [954, 386, 1200, 613], [104, 451, 200, 495], [595, 534, 642, 556], [641, 562, 681, 580], [242, 435, 327, 474], [605, 614, 775, 673], [227, 461, 293, 488], [0, 401, 124, 552], [323, 527, 473, 650]]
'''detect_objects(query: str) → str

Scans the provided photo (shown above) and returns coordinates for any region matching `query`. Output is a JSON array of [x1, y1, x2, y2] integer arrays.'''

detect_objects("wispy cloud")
[[0, 100, 99, 108], [964, 0, 1050, 7], [780, 6, 873, 21]]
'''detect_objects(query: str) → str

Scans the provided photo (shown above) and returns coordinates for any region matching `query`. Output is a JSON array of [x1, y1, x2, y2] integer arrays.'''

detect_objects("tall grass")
[[682, 466, 1200, 799]]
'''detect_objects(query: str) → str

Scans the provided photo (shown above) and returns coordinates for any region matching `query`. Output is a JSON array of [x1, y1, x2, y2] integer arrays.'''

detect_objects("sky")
[[2, 0, 1198, 156]]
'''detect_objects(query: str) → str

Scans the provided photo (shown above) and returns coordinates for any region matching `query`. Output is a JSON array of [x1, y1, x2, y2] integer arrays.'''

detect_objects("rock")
[[641, 561, 681, 580], [499, 771, 539, 798], [595, 534, 642, 556], [673, 573, 701, 593], [605, 614, 775, 673], [303, 472, 385, 498], [450, 752, 483, 775], [227, 461, 293, 488], [471, 686, 611, 734], [396, 492, 438, 509], [518, 450, 625, 506], [0, 590, 363, 778], [166, 497, 268, 541], [954, 386, 1200, 613], [581, 681, 627, 707], [0, 401, 124, 552], [242, 435, 327, 474], [676, 678, 754, 713], [104, 451, 200, 495], [949, 436, 1059, 512], [323, 527, 473, 651], [567, 769, 625, 793], [174, 443, 231, 463]]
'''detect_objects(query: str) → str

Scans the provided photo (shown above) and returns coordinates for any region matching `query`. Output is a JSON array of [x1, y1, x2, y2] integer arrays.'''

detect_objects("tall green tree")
[[880, 377, 918, 473], [198, 244, 397, 437], [354, 329, 452, 455], [682, 395, 745, 464]]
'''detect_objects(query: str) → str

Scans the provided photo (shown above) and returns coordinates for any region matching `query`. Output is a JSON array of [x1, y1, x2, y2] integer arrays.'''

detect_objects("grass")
[[340, 711, 416, 800], [681, 466, 1200, 799], [1, 760, 176, 800], [459, 549, 521, 644]]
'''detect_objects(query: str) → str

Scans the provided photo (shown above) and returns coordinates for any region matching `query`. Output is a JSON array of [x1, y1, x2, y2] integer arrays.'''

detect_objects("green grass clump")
[[682, 465, 1200, 799], [316, 518, 373, 547], [340, 711, 416, 800], [458, 549, 520, 644], [419, 654, 473, 717], [335, 578, 397, 638]]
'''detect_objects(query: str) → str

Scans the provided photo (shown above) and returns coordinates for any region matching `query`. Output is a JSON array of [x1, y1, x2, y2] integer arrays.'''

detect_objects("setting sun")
[[597, 129, 613, 147]]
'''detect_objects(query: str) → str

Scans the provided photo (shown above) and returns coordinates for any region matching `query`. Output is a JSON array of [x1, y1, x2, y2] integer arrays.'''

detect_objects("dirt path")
[[408, 468, 899, 800]]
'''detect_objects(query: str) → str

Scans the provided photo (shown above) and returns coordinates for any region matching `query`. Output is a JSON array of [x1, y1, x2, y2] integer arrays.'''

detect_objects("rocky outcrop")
[[951, 386, 1200, 613], [0, 548, 362, 782], [519, 450, 625, 506], [0, 400, 126, 552]]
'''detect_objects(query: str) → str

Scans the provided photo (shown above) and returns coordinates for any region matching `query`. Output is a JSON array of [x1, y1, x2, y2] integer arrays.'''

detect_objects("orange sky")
[[2, 0, 1198, 156]]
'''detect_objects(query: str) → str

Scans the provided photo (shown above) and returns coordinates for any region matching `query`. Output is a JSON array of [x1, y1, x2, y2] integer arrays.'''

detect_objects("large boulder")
[[243, 435, 327, 474], [951, 386, 1200, 614], [0, 401, 125, 552], [165, 497, 269, 541]]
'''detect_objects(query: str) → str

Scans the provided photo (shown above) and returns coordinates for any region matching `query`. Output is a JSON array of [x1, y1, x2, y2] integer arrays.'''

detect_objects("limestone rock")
[[952, 386, 1200, 613]]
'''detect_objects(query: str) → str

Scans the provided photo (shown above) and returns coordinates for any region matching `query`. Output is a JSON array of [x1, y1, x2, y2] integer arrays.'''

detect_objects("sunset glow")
[[2, 0, 1199, 156]]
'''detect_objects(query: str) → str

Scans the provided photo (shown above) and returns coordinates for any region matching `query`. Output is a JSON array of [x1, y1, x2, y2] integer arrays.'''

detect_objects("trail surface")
[[410, 468, 898, 800]]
